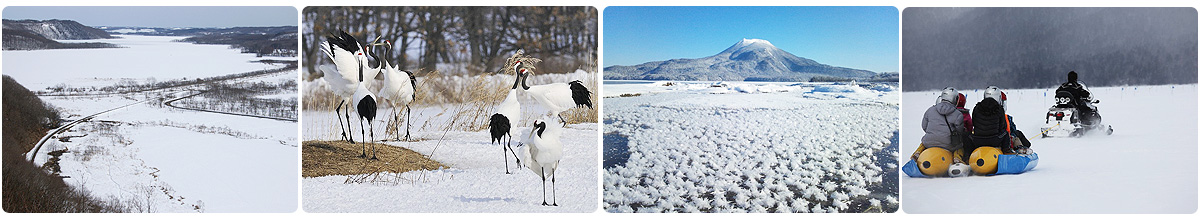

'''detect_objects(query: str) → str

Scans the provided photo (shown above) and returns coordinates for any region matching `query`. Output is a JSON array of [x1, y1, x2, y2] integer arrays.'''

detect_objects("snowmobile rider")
[[971, 86, 1032, 154], [911, 87, 969, 169], [1056, 71, 1098, 124]]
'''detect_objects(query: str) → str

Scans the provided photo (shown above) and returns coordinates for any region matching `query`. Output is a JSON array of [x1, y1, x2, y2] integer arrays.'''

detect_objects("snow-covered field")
[[603, 81, 900, 213], [301, 71, 600, 212], [3, 35, 278, 91], [7, 35, 298, 213], [901, 84, 1197, 214]]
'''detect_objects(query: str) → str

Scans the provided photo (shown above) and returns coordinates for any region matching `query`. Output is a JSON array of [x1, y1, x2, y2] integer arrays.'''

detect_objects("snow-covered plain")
[[8, 36, 298, 213], [603, 81, 899, 213], [3, 35, 278, 90], [301, 71, 600, 212], [901, 84, 1197, 214]]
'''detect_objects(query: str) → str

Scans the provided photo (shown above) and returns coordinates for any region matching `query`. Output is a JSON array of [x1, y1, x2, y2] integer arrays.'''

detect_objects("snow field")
[[603, 82, 899, 213], [302, 123, 598, 212], [38, 91, 298, 213], [301, 70, 600, 212], [14, 35, 299, 213], [901, 84, 1197, 213], [3, 35, 279, 91]]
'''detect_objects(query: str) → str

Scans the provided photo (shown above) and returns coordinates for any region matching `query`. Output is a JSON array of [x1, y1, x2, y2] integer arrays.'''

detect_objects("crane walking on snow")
[[490, 62, 526, 174]]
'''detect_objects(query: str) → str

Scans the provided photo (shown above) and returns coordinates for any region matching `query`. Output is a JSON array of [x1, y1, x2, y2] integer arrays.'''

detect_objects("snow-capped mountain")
[[604, 39, 878, 81]]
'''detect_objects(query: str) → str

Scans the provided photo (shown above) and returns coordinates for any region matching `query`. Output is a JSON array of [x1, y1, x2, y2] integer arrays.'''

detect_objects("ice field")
[[603, 81, 900, 213]]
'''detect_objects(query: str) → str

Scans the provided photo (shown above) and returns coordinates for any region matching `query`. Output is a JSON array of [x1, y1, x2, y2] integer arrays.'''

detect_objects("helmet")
[[918, 147, 953, 176], [983, 86, 1006, 110], [970, 146, 1003, 175], [956, 93, 966, 108], [1068, 71, 1078, 83], [939, 87, 959, 104]]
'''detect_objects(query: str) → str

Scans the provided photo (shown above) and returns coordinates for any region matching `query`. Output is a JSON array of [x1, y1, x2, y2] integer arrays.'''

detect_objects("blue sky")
[[3, 6, 296, 28], [604, 6, 899, 73]]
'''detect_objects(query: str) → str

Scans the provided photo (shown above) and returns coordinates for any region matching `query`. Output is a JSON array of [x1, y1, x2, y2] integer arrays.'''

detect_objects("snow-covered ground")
[[3, 35, 281, 90], [901, 84, 1197, 214], [603, 81, 900, 213], [301, 71, 600, 212], [9, 35, 298, 213]]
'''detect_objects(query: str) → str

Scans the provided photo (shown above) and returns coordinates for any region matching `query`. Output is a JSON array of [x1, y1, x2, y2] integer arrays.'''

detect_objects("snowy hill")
[[901, 85, 1197, 213], [2, 19, 119, 50], [3, 19, 114, 40], [604, 39, 877, 81]]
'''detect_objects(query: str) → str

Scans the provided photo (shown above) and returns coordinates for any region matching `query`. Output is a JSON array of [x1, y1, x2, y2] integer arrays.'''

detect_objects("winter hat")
[[939, 87, 959, 104], [1068, 71, 1078, 83], [956, 93, 966, 108]]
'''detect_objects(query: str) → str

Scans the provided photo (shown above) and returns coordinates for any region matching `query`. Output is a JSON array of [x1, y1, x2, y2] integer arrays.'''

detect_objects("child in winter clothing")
[[957, 93, 973, 133], [955, 93, 975, 161], [911, 88, 968, 165], [971, 86, 1032, 154]]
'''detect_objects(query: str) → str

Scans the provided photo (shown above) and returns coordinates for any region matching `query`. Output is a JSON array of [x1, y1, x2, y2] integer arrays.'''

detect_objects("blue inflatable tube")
[[902, 159, 927, 178], [995, 152, 1039, 175]]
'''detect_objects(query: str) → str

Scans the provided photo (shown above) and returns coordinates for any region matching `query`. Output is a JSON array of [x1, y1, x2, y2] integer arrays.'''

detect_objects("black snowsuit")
[[971, 98, 1031, 155], [1056, 81, 1098, 124]]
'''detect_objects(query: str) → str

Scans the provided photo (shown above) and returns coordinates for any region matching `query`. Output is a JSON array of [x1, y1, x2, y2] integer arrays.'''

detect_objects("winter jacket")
[[1057, 81, 1096, 113], [972, 98, 1009, 149], [972, 98, 1032, 153], [958, 108, 973, 133], [1057, 81, 1092, 103], [921, 101, 965, 151]]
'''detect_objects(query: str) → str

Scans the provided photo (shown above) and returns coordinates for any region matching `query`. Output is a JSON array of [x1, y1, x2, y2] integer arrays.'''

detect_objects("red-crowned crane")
[[490, 62, 525, 174], [516, 61, 593, 127], [371, 40, 417, 141], [319, 30, 380, 143], [517, 118, 563, 206]]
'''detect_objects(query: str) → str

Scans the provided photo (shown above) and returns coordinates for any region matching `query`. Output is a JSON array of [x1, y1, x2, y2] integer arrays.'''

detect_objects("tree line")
[[302, 6, 598, 78]]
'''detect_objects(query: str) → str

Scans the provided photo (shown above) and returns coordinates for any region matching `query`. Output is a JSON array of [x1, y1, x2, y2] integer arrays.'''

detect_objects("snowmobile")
[[1041, 91, 1113, 137]]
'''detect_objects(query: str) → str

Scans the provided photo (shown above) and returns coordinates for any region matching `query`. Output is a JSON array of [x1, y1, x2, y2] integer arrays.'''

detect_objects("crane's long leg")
[[541, 168, 549, 206], [370, 120, 377, 160], [336, 100, 349, 142], [502, 136, 511, 174], [405, 105, 412, 141], [358, 116, 366, 158], [507, 133, 519, 165], [558, 113, 567, 127], [552, 171, 558, 206], [346, 105, 356, 144]]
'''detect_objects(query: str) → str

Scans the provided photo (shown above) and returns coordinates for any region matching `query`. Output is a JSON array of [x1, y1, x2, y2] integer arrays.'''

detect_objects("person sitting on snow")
[[1056, 71, 1099, 124], [909, 87, 968, 176], [971, 86, 1031, 154], [954, 93, 975, 160]]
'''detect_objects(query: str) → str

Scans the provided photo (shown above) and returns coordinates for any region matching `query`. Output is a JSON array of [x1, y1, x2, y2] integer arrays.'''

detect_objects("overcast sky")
[[3, 6, 296, 28]]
